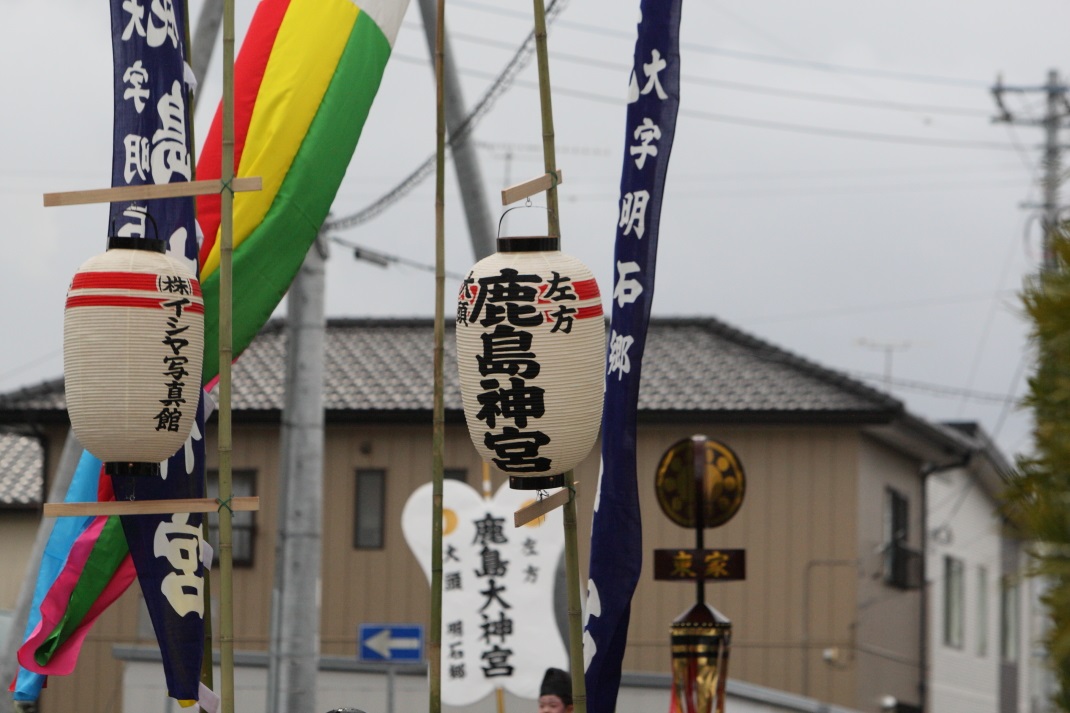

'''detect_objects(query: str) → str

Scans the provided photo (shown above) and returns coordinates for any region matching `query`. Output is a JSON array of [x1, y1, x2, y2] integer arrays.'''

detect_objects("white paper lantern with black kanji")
[[456, 236, 605, 490], [64, 237, 204, 472]]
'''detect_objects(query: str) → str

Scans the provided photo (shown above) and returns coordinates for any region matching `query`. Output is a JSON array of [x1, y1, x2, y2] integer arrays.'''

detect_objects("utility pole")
[[266, 236, 328, 713], [416, 0, 496, 260], [993, 71, 1068, 713], [190, 0, 224, 97], [992, 69, 1070, 273]]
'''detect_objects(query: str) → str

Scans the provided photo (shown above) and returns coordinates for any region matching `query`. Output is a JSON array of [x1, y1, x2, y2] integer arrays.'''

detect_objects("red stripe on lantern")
[[577, 304, 603, 320], [573, 278, 600, 301], [71, 272, 203, 297], [65, 295, 206, 314]]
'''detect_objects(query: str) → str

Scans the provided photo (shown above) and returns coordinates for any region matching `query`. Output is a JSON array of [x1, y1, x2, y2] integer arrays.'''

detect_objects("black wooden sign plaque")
[[653, 548, 746, 582]]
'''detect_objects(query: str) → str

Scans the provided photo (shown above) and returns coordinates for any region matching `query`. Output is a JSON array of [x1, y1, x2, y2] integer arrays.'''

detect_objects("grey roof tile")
[[0, 317, 900, 419], [0, 432, 43, 507]]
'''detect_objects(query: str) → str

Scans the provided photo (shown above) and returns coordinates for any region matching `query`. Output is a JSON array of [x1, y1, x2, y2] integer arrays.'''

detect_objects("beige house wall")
[[853, 436, 925, 711], [31, 419, 924, 713], [0, 512, 39, 610]]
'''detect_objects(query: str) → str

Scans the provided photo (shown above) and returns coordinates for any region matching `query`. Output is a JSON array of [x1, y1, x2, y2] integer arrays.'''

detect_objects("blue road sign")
[[358, 623, 424, 663]]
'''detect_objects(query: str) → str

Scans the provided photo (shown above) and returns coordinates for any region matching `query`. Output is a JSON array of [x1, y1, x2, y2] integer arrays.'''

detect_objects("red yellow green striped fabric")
[[196, 0, 408, 383]]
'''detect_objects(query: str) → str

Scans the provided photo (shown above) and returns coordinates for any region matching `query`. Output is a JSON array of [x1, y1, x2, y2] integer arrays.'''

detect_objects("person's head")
[[538, 667, 573, 713]]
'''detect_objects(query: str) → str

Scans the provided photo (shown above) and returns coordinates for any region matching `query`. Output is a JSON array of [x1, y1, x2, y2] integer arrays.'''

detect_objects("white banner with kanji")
[[402, 480, 567, 705]]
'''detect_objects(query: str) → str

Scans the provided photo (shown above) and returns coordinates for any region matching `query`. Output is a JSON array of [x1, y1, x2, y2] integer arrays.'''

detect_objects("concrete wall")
[[118, 650, 866, 713]]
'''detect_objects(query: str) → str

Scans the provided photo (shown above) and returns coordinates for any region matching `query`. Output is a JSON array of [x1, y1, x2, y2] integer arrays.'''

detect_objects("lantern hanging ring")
[[107, 208, 163, 251], [497, 203, 552, 239]]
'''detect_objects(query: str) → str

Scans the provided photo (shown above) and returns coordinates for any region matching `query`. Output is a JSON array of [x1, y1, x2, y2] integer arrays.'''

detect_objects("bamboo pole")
[[562, 474, 587, 713], [531, 0, 560, 238], [218, 0, 237, 710], [483, 464, 505, 713], [530, 0, 587, 710], [429, 0, 447, 711]]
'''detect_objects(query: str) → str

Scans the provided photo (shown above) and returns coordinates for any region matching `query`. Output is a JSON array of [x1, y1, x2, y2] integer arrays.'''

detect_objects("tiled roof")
[[0, 432, 43, 507], [0, 379, 65, 414], [0, 317, 901, 421]]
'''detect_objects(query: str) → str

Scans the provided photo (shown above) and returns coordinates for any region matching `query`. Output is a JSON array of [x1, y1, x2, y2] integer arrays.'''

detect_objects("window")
[[885, 487, 909, 547], [444, 468, 468, 483], [1000, 575, 1019, 662], [206, 469, 257, 567], [355, 469, 386, 549], [943, 556, 964, 649], [884, 488, 921, 588], [976, 566, 988, 656]]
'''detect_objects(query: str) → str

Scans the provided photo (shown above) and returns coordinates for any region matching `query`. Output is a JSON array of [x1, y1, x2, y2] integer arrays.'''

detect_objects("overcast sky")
[[3, 0, 1068, 461]]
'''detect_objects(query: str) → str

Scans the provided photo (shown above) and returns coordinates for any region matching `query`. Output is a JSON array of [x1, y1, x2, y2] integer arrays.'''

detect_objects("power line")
[[646, 164, 1030, 183], [448, 0, 990, 89], [679, 105, 1019, 151], [742, 290, 1018, 324], [323, 0, 569, 232], [931, 478, 977, 533], [428, 29, 991, 118], [955, 207, 1033, 418], [0, 349, 62, 388], [849, 371, 1021, 405], [472, 140, 611, 156], [556, 178, 1027, 202], [684, 75, 990, 117], [992, 354, 1031, 440], [462, 158, 1031, 185], [328, 235, 468, 281], [437, 62, 1020, 151], [334, 4, 1017, 234]]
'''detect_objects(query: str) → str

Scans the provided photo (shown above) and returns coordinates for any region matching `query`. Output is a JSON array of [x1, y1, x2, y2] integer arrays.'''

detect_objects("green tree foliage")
[[1005, 227, 1070, 710]]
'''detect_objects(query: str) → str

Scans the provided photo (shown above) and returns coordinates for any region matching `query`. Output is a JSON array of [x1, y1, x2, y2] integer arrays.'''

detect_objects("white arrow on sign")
[[365, 628, 422, 658]]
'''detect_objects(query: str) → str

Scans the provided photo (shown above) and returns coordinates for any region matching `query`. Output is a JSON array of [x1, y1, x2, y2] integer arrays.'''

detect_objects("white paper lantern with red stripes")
[[64, 237, 204, 471], [456, 237, 605, 490]]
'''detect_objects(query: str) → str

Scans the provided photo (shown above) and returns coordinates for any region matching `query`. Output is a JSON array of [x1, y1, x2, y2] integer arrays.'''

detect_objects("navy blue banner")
[[112, 396, 207, 703], [109, 0, 196, 249], [583, 1, 682, 710], [108, 0, 206, 704]]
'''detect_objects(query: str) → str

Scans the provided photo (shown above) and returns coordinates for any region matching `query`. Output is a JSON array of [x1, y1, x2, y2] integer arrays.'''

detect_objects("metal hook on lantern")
[[107, 208, 164, 251], [497, 203, 552, 240]]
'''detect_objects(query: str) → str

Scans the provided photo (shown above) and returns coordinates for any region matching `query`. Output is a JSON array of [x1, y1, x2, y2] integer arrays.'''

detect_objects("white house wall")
[[926, 465, 1003, 713]]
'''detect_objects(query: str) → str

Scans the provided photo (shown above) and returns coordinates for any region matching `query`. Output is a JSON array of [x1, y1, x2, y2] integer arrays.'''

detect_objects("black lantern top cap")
[[497, 236, 560, 253], [107, 236, 167, 253]]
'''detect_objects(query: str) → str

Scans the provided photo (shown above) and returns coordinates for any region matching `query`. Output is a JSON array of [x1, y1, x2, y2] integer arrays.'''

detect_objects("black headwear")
[[540, 667, 572, 705]]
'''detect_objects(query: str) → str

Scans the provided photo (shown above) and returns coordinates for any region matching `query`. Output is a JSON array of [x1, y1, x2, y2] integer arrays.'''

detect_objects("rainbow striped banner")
[[197, 0, 409, 383]]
